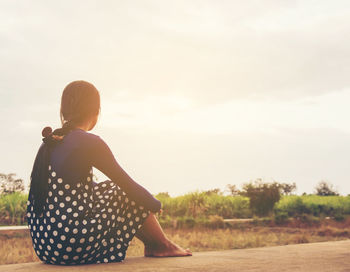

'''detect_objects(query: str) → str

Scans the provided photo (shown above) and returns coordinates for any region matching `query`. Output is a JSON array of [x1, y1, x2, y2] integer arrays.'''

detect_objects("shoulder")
[[67, 129, 109, 149]]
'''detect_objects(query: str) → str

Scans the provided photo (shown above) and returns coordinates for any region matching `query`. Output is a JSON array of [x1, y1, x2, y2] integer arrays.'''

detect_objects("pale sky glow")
[[1, 1, 350, 196]]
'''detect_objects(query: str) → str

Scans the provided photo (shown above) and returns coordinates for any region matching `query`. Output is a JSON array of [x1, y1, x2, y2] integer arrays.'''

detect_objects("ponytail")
[[29, 120, 76, 215]]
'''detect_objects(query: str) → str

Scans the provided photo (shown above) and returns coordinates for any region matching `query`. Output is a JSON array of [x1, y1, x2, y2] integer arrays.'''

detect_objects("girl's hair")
[[29, 80, 100, 215]]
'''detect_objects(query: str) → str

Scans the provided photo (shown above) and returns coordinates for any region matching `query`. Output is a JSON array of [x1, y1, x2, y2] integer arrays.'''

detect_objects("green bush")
[[241, 180, 282, 216]]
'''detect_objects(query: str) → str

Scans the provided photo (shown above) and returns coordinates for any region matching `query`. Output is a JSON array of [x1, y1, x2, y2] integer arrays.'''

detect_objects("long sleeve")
[[86, 135, 161, 213]]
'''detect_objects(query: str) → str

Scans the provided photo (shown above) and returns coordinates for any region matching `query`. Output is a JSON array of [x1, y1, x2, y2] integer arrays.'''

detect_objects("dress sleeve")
[[86, 134, 161, 213]]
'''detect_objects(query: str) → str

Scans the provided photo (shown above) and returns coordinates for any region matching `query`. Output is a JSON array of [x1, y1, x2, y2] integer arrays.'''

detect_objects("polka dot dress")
[[26, 165, 150, 265]]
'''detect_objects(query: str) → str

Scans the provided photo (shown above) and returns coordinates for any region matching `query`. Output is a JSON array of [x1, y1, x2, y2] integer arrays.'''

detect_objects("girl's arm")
[[86, 134, 161, 213]]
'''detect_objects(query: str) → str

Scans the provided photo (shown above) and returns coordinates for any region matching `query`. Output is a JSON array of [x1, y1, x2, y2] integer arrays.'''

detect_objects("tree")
[[0, 173, 25, 195], [279, 182, 297, 195], [156, 192, 170, 198], [204, 188, 222, 195], [240, 179, 282, 216], [314, 181, 339, 196], [226, 184, 240, 196]]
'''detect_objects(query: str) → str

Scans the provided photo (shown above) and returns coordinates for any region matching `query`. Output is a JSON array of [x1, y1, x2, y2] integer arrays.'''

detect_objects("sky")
[[1, 0, 350, 196]]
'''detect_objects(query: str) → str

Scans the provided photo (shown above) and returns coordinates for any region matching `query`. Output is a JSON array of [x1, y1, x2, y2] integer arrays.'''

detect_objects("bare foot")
[[144, 239, 192, 257]]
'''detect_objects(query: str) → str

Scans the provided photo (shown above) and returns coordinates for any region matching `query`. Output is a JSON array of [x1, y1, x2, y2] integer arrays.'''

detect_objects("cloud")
[[1, 0, 350, 108]]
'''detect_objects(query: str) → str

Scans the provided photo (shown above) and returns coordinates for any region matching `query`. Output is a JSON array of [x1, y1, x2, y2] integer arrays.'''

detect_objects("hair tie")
[[42, 126, 53, 138]]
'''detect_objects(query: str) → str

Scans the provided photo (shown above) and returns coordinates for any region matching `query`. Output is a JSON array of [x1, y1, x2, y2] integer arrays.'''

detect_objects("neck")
[[75, 124, 90, 131]]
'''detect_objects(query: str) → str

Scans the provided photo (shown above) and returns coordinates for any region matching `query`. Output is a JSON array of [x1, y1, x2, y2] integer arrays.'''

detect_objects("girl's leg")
[[136, 213, 192, 257]]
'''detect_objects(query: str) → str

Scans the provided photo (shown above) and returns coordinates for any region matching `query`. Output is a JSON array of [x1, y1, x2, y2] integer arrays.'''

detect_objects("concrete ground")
[[2, 239, 350, 272]]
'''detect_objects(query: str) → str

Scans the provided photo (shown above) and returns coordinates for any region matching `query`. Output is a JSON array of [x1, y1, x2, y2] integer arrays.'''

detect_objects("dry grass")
[[1, 224, 350, 265]]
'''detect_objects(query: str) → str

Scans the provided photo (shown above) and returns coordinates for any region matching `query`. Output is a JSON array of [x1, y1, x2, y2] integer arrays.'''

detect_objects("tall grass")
[[0, 192, 27, 225], [274, 195, 350, 218], [1, 192, 350, 226], [156, 191, 251, 219]]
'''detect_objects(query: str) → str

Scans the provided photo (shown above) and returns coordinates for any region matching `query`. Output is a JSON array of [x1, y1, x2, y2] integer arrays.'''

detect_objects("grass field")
[[2, 221, 350, 265]]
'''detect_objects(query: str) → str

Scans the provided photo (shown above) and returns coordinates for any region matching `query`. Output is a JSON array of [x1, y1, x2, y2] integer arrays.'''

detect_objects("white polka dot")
[[50, 217, 56, 223], [54, 251, 59, 256], [48, 178, 51, 184], [55, 210, 60, 215], [59, 202, 65, 208], [82, 228, 87, 234], [57, 243, 62, 249], [76, 247, 82, 253], [48, 165, 51, 170], [58, 190, 64, 196], [57, 222, 62, 228], [66, 247, 72, 252], [85, 184, 89, 190], [61, 235, 66, 241], [48, 191, 52, 197], [70, 237, 75, 243], [67, 208, 72, 213], [51, 172, 56, 177], [61, 214, 67, 220], [57, 178, 63, 183], [73, 256, 79, 261], [63, 255, 69, 260], [72, 201, 77, 206], [64, 227, 69, 232], [39, 225, 43, 231], [73, 212, 78, 217], [52, 184, 57, 190], [78, 206, 84, 211], [87, 176, 91, 182], [53, 230, 58, 236], [64, 184, 70, 189], [50, 238, 54, 244], [118, 252, 123, 257], [71, 190, 76, 195], [73, 228, 78, 234]]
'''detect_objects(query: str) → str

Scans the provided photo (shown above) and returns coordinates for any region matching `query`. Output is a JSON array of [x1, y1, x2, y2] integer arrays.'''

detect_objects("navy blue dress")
[[26, 128, 161, 265]]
